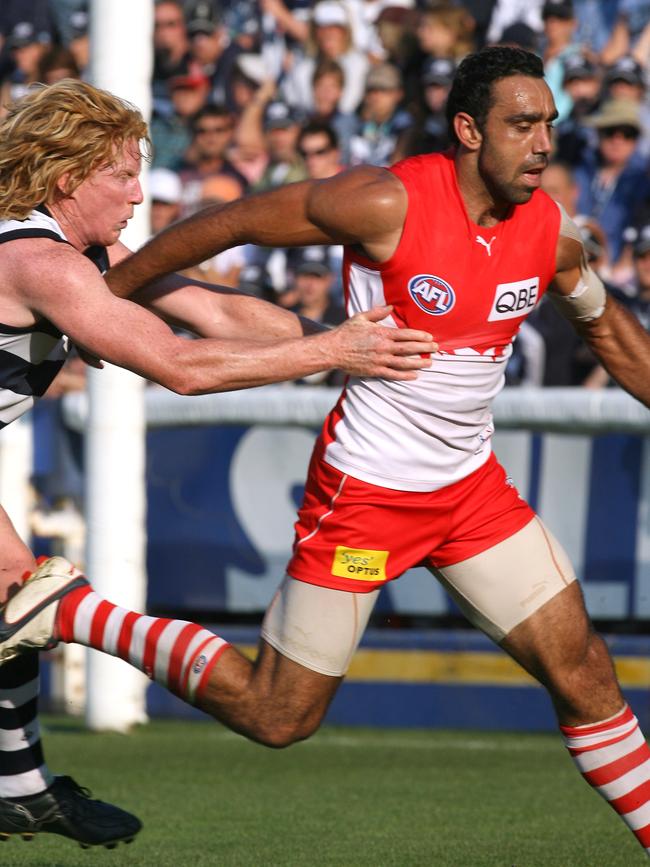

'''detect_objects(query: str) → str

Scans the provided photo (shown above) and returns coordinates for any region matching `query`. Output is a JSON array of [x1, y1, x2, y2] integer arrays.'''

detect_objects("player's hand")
[[328, 305, 437, 380]]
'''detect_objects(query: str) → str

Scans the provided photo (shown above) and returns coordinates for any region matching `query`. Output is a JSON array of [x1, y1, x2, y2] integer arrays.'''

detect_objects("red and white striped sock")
[[561, 704, 650, 854], [56, 586, 230, 705]]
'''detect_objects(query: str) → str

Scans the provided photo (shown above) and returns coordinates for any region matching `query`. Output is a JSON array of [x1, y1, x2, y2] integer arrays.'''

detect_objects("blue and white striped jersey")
[[0, 207, 108, 428]]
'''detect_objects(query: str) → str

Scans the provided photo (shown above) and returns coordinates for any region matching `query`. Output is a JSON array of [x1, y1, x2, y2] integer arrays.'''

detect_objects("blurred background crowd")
[[3, 0, 650, 393]]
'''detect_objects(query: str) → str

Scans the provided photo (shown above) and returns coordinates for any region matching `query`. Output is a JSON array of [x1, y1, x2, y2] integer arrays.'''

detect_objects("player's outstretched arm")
[[18, 243, 435, 393], [105, 166, 407, 298], [104, 242, 436, 381], [550, 235, 650, 407]]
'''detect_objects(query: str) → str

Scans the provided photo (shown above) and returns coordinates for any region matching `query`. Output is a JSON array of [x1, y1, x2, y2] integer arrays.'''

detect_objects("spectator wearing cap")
[[349, 62, 414, 167], [287, 247, 345, 322], [187, 5, 241, 108], [254, 100, 308, 191], [554, 53, 602, 166], [541, 0, 586, 124], [281, 1, 370, 115], [285, 247, 347, 385], [176, 104, 248, 215], [603, 224, 650, 349], [573, 98, 650, 262], [0, 0, 53, 50], [66, 8, 89, 74], [405, 56, 455, 156], [0, 20, 52, 117], [152, 0, 192, 117], [149, 167, 183, 235], [499, 21, 540, 52], [150, 61, 211, 169], [605, 55, 646, 102], [562, 54, 602, 118], [48, 0, 86, 48]]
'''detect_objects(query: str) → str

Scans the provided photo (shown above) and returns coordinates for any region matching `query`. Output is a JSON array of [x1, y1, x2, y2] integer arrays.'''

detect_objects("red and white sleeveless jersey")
[[320, 151, 561, 491]]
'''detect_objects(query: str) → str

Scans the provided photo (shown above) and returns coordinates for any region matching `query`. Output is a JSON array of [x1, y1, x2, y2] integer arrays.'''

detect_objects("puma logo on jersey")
[[488, 277, 539, 321], [476, 235, 496, 256]]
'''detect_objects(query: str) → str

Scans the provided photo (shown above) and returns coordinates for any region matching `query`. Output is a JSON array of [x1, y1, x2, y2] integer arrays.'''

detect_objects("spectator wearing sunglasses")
[[297, 120, 345, 179], [573, 98, 650, 261], [177, 104, 248, 215], [602, 56, 650, 157]]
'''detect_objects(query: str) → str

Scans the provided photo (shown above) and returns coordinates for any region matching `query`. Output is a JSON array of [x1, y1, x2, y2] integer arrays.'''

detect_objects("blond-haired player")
[[0, 78, 435, 849]]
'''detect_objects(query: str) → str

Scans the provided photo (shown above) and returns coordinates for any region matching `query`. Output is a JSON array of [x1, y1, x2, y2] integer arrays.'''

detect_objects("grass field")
[[3, 716, 647, 867]]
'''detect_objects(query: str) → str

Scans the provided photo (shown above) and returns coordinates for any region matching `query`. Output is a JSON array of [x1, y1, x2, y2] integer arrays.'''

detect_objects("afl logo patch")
[[192, 654, 208, 675], [408, 274, 456, 315]]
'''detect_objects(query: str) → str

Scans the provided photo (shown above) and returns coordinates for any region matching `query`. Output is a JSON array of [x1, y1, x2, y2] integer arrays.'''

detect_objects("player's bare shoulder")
[[2, 236, 99, 313], [306, 165, 407, 255]]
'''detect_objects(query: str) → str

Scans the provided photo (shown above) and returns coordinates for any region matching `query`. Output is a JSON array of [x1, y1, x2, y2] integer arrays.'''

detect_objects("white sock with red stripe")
[[560, 704, 650, 854], [56, 586, 230, 704]]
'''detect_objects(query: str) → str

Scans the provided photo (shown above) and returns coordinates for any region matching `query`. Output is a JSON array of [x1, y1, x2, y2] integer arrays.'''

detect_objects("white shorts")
[[262, 517, 576, 676]]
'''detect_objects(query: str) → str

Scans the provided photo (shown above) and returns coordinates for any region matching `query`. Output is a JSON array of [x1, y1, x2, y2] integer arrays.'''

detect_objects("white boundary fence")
[[63, 384, 650, 435]]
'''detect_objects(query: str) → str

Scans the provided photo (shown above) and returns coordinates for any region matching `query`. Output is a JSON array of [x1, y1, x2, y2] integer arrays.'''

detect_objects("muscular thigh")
[[261, 575, 379, 676], [430, 517, 576, 643]]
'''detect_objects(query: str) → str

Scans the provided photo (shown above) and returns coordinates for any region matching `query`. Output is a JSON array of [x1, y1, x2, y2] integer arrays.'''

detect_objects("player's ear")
[[454, 112, 482, 151], [54, 171, 74, 197]]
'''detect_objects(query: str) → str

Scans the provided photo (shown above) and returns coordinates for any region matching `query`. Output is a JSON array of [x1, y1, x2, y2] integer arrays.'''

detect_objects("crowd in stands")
[[3, 0, 650, 389]]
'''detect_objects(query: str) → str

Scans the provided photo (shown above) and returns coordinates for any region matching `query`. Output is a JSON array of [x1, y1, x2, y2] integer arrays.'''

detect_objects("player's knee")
[[254, 709, 324, 749], [547, 632, 617, 698]]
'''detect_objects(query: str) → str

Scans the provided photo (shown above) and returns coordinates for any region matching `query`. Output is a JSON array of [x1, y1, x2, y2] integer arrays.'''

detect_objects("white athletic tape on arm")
[[550, 268, 606, 322], [550, 204, 607, 322]]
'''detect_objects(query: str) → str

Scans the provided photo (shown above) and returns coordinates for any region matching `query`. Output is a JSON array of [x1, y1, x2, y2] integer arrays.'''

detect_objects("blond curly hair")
[[0, 79, 150, 221]]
